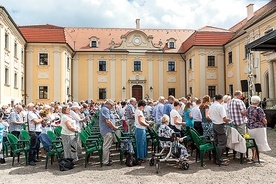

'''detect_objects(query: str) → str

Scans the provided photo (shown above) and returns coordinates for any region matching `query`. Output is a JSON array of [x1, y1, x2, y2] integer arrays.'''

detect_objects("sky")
[[0, 0, 271, 30]]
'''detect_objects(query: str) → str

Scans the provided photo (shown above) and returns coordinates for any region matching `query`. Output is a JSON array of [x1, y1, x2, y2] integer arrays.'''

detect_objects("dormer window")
[[89, 36, 99, 48], [167, 38, 176, 49]]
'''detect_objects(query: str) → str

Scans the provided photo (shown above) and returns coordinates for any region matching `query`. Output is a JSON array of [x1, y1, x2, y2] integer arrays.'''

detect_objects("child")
[[158, 114, 188, 161], [0, 111, 9, 164]]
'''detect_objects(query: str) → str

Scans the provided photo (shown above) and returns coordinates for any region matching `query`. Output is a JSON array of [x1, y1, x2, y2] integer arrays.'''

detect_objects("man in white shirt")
[[209, 94, 231, 166]]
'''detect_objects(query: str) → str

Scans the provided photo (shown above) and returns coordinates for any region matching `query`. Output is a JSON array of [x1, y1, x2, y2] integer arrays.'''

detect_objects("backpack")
[[125, 152, 140, 167], [59, 158, 74, 171]]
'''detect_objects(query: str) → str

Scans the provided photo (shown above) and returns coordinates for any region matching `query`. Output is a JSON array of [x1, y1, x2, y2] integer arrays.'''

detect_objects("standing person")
[[99, 99, 118, 166], [163, 95, 175, 116], [209, 94, 231, 166], [191, 99, 203, 135], [60, 105, 79, 163], [261, 98, 267, 109], [119, 101, 127, 132], [0, 111, 9, 164], [154, 96, 165, 130], [199, 95, 214, 139], [228, 90, 247, 135], [170, 100, 185, 136], [184, 102, 194, 128], [246, 96, 271, 162], [125, 98, 137, 133], [27, 103, 45, 166], [144, 100, 154, 120], [135, 100, 149, 163], [179, 97, 187, 122], [222, 95, 231, 117], [9, 105, 24, 138]]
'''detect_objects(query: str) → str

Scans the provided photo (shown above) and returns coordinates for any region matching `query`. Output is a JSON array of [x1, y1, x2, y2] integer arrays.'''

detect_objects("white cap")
[[71, 102, 81, 109]]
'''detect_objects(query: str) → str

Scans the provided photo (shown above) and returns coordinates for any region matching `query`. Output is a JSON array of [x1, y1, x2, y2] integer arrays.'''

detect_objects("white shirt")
[[170, 109, 182, 130], [61, 114, 77, 135], [191, 105, 202, 122], [135, 109, 146, 130], [144, 105, 153, 119], [209, 101, 227, 125], [28, 111, 42, 132]]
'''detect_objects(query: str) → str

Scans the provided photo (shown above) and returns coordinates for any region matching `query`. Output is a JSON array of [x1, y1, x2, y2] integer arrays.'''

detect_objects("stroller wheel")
[[149, 158, 154, 166], [181, 162, 189, 170], [155, 159, 160, 174]]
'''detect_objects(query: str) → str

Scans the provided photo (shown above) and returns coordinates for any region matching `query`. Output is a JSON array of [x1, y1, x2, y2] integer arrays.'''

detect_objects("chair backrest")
[[47, 130, 57, 141], [39, 133, 52, 152], [19, 130, 30, 141], [54, 126, 62, 137], [189, 128, 203, 148], [7, 133, 19, 150]]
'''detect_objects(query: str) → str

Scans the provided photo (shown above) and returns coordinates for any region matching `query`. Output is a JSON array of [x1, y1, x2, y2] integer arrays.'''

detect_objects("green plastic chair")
[[188, 128, 218, 167], [79, 131, 102, 167], [7, 134, 29, 166], [53, 126, 62, 137], [147, 127, 160, 153]]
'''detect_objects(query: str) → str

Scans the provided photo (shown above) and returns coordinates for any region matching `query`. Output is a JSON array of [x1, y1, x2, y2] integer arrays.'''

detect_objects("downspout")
[[24, 45, 27, 105], [180, 53, 187, 96]]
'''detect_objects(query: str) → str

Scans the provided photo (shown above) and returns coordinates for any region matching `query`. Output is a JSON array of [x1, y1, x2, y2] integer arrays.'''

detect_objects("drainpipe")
[[24, 45, 27, 105], [180, 53, 187, 96]]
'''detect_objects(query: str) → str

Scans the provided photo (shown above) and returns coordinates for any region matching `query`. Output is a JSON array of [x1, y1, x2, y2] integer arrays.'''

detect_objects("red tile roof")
[[229, 0, 276, 41], [19, 24, 66, 43], [64, 28, 195, 53], [182, 30, 234, 53]]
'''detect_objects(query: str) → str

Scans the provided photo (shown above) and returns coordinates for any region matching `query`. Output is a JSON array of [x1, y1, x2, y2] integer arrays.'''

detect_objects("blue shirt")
[[99, 106, 115, 135], [184, 109, 194, 128], [163, 102, 173, 116], [155, 103, 164, 125]]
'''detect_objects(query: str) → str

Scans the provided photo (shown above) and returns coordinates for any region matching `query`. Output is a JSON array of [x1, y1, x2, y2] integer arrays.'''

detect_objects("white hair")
[[251, 96, 261, 104]]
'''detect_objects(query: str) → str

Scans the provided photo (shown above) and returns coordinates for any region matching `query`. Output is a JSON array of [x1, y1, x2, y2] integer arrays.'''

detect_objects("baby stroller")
[[149, 132, 189, 174]]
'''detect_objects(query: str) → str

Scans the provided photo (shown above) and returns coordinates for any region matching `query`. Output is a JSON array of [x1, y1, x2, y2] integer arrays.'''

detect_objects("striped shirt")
[[228, 98, 247, 125]]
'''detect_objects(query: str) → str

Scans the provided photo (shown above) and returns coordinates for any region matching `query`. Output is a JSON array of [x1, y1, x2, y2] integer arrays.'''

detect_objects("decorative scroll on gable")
[[111, 30, 162, 52]]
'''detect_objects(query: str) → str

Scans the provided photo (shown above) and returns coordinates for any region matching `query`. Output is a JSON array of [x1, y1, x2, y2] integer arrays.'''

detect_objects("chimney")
[[247, 4, 254, 20], [136, 19, 140, 29]]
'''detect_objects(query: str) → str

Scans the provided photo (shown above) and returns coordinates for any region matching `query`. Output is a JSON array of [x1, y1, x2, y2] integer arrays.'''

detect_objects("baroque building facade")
[[0, 1, 275, 105]]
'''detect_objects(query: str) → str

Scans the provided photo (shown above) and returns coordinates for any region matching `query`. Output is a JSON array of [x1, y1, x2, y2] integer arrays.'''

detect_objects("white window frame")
[[168, 61, 176, 71], [99, 60, 107, 71], [38, 53, 49, 65], [133, 60, 142, 71], [14, 72, 18, 89], [5, 67, 9, 85], [38, 85, 49, 99], [99, 88, 107, 100]]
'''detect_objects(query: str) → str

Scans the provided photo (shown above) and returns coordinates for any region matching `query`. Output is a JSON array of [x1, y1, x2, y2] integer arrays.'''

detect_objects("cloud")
[[1, 0, 270, 29]]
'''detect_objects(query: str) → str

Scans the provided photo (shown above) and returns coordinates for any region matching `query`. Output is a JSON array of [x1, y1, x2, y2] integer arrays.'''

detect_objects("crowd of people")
[[0, 91, 272, 168]]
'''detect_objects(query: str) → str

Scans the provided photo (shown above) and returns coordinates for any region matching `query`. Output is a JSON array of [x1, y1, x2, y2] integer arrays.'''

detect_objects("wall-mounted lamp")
[[22, 94, 29, 99], [150, 86, 153, 91], [122, 86, 126, 91]]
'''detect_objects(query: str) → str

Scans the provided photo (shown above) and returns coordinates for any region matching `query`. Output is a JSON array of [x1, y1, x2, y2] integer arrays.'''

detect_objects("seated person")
[[158, 114, 188, 161]]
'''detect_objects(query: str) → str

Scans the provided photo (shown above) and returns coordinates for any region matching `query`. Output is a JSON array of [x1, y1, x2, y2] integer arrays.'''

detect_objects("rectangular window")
[[21, 76, 24, 90], [228, 52, 232, 64], [67, 57, 70, 69], [91, 41, 97, 47], [21, 50, 24, 63], [5, 68, 9, 85], [208, 86, 216, 98], [39, 53, 48, 65], [39, 86, 48, 99], [99, 88, 106, 100], [14, 73, 18, 88], [168, 61, 175, 71], [189, 58, 192, 70], [99, 61, 106, 71], [168, 88, 175, 97], [169, 42, 175, 49], [189, 87, 193, 94], [229, 84, 233, 96], [207, 56, 215, 67], [5, 33, 9, 50], [133, 61, 141, 71], [66, 87, 69, 95], [14, 42, 18, 58]]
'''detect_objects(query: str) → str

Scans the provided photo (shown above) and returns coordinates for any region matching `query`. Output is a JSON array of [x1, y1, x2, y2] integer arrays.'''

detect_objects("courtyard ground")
[[0, 128, 275, 184]]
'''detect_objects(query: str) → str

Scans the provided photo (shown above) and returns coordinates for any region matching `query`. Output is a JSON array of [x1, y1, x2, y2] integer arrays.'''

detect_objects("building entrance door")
[[132, 85, 142, 101]]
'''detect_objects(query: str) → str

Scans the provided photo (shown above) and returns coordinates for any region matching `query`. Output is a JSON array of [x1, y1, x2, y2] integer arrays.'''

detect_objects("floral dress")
[[200, 105, 214, 138], [158, 124, 188, 159]]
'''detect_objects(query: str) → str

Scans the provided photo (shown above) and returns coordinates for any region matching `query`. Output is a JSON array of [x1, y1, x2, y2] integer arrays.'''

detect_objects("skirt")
[[135, 128, 148, 159], [248, 127, 271, 152]]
